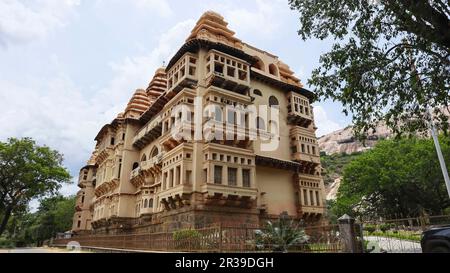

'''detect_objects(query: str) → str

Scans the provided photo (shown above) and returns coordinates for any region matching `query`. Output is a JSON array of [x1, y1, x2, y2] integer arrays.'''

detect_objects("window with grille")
[[242, 169, 250, 187], [228, 167, 237, 186], [214, 165, 222, 184]]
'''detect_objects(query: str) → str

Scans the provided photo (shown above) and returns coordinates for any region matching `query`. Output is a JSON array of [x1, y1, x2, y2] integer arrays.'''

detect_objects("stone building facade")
[[72, 11, 325, 234]]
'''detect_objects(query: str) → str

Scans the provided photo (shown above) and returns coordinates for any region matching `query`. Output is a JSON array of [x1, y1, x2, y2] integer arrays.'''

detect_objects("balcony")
[[130, 167, 146, 188], [159, 184, 193, 210], [160, 120, 193, 150], [286, 92, 313, 127], [130, 167, 141, 180], [296, 174, 325, 217], [141, 153, 164, 175], [291, 153, 320, 164], [290, 126, 320, 173], [96, 142, 113, 164], [133, 114, 163, 149], [205, 50, 250, 94], [94, 178, 119, 197], [166, 53, 198, 98], [298, 205, 325, 216], [141, 154, 163, 169], [201, 183, 257, 208]]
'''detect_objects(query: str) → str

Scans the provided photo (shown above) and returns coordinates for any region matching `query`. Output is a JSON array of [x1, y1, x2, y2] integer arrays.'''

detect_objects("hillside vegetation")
[[331, 136, 450, 220], [320, 152, 363, 186]]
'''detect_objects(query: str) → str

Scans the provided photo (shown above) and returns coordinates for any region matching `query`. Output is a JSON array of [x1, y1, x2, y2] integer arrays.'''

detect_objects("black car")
[[421, 225, 450, 253]]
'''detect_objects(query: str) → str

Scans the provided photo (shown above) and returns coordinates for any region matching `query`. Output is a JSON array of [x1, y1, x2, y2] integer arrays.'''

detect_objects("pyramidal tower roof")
[[86, 150, 98, 165], [186, 10, 243, 49], [146, 67, 167, 104], [183, 11, 302, 87], [124, 89, 152, 118]]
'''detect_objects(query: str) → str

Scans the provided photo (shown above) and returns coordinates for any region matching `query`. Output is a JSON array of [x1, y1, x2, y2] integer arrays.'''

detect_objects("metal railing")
[[51, 223, 344, 253], [361, 215, 450, 253]]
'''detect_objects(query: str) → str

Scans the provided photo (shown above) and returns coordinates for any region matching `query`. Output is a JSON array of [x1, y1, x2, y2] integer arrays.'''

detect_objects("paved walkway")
[[0, 247, 87, 253], [365, 236, 422, 253]]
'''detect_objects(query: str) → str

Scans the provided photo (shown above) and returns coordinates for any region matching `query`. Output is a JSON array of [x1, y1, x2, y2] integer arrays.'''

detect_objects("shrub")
[[173, 229, 201, 250], [0, 237, 14, 249], [379, 223, 392, 233], [254, 212, 308, 252], [364, 224, 376, 234]]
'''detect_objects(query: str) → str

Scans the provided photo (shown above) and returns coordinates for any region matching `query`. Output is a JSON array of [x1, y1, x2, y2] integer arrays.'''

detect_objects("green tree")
[[333, 136, 450, 219], [0, 137, 71, 236], [27, 196, 75, 246], [288, 1, 450, 138], [6, 196, 75, 246]]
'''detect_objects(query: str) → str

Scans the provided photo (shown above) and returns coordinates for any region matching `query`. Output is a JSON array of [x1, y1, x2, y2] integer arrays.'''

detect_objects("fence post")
[[338, 214, 359, 253], [218, 222, 222, 252]]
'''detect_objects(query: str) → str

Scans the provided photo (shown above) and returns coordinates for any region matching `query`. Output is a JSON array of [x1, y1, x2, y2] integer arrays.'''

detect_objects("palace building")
[[72, 11, 326, 234]]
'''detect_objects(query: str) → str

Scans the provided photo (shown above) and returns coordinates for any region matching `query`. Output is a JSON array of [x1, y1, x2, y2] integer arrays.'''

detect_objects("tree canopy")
[[0, 137, 71, 236], [332, 136, 450, 219], [289, 0, 450, 138], [4, 195, 75, 247]]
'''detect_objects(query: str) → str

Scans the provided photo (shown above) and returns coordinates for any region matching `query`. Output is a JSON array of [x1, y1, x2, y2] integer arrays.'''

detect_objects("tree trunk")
[[0, 206, 13, 237]]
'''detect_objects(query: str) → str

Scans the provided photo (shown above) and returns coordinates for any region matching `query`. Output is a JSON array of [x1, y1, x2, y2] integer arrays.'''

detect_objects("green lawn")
[[364, 230, 421, 242]]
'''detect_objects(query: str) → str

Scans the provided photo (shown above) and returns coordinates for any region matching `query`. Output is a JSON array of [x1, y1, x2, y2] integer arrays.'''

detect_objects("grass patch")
[[364, 230, 421, 242]]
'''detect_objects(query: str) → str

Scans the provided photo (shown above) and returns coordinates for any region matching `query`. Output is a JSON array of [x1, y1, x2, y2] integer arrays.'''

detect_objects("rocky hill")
[[318, 124, 392, 155], [319, 108, 450, 155], [318, 124, 392, 200], [319, 108, 450, 200]]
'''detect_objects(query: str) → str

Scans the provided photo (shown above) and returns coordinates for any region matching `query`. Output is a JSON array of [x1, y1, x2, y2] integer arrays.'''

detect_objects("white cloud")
[[92, 19, 195, 117], [204, 0, 287, 38], [0, 0, 80, 47], [131, 0, 172, 17], [94, 0, 172, 18], [0, 18, 195, 197], [313, 105, 343, 137]]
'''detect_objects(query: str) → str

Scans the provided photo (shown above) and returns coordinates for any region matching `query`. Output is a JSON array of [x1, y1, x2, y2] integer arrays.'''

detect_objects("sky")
[[0, 0, 352, 198]]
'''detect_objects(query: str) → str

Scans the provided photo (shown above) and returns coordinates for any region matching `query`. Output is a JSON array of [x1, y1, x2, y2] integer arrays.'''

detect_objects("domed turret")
[[186, 11, 242, 49], [277, 61, 303, 87], [124, 89, 151, 118], [146, 67, 167, 103], [86, 150, 98, 165]]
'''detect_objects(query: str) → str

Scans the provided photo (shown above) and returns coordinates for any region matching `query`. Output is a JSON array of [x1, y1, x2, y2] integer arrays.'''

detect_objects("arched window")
[[132, 162, 139, 170], [269, 120, 278, 133], [149, 198, 153, 208], [144, 199, 148, 208], [269, 96, 279, 108], [253, 56, 265, 71], [256, 117, 266, 130], [253, 89, 262, 96], [269, 64, 278, 76], [141, 154, 147, 162], [151, 146, 159, 158], [214, 105, 222, 122]]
